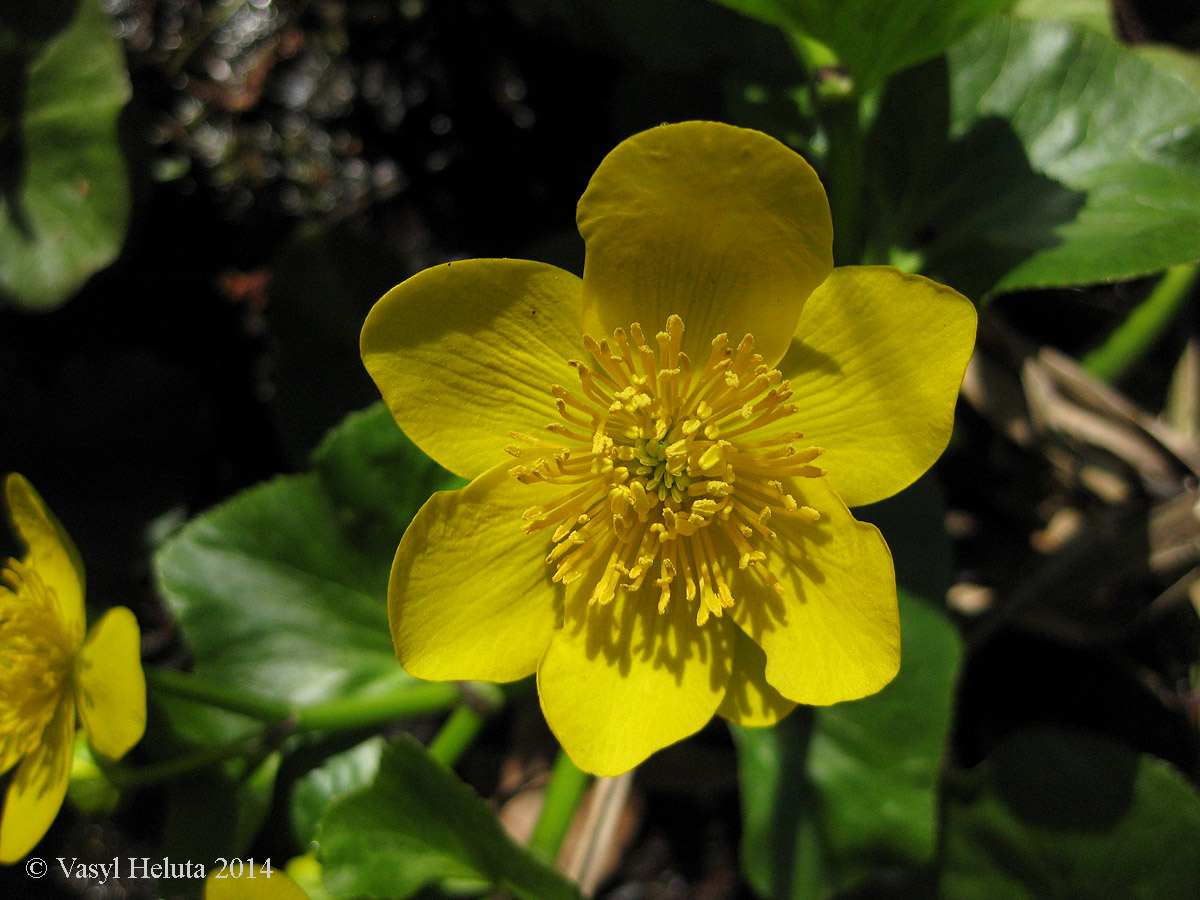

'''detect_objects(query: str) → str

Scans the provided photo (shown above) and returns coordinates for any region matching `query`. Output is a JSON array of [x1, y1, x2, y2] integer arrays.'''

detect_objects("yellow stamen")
[[517, 317, 824, 625], [0, 558, 75, 773]]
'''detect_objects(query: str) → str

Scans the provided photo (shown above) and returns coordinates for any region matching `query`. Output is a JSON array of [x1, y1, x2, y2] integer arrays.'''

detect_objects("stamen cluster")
[[507, 315, 826, 626], [0, 559, 74, 769]]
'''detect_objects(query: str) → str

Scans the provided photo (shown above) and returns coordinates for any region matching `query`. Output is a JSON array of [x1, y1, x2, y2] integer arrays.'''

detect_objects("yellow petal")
[[716, 625, 797, 727], [74, 606, 146, 760], [577, 121, 833, 368], [206, 866, 309, 900], [730, 478, 899, 706], [537, 578, 735, 776], [361, 259, 584, 480], [775, 266, 977, 508], [390, 462, 564, 683], [4, 473, 85, 646], [0, 692, 73, 863]]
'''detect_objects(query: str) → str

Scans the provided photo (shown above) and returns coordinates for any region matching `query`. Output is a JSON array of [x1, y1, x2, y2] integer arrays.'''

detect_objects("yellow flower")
[[0, 474, 145, 862], [205, 865, 311, 900], [361, 121, 976, 775]]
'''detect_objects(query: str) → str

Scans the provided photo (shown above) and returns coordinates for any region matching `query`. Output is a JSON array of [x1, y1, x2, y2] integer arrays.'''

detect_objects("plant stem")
[[427, 683, 506, 766], [122, 673, 501, 788], [103, 730, 271, 788], [295, 681, 462, 731], [146, 667, 462, 733], [1082, 263, 1198, 382], [527, 749, 592, 864], [788, 32, 866, 266], [820, 95, 866, 266]]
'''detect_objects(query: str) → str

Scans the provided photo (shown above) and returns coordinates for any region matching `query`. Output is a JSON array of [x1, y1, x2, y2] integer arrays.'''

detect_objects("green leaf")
[[941, 727, 1200, 899], [1012, 0, 1114, 34], [711, 0, 1013, 93], [0, 0, 131, 310], [317, 737, 581, 900], [871, 16, 1200, 296], [732, 592, 962, 899], [733, 472, 961, 899], [161, 751, 281, 891], [291, 737, 386, 849], [153, 403, 463, 736]]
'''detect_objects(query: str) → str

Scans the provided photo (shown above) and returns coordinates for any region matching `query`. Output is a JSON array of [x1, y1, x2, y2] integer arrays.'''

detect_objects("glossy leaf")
[[155, 403, 461, 715], [1012, 0, 1113, 34], [711, 0, 1013, 93], [733, 592, 961, 899], [871, 16, 1200, 296], [151, 406, 461, 869], [733, 473, 961, 899], [941, 727, 1200, 899], [317, 737, 581, 900], [0, 0, 131, 310]]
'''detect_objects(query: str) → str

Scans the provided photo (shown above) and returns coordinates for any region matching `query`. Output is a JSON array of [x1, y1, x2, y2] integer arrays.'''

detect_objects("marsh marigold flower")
[[0, 474, 145, 861], [362, 122, 976, 775], [205, 865, 310, 900]]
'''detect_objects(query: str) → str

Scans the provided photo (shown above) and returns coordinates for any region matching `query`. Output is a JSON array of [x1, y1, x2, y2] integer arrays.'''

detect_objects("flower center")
[[508, 315, 825, 626], [0, 558, 75, 769]]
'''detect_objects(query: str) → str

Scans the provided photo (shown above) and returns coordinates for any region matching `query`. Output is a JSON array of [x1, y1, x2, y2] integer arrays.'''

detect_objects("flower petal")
[[577, 121, 833, 367], [390, 462, 564, 683], [361, 259, 584, 479], [206, 867, 309, 900], [4, 473, 85, 646], [0, 692, 73, 863], [74, 606, 146, 760], [716, 624, 797, 727], [730, 477, 899, 706], [538, 578, 735, 776], [775, 266, 976, 508]]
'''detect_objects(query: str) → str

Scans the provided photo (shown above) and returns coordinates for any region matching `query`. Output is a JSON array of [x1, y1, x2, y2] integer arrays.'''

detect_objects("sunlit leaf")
[[711, 0, 1013, 93], [155, 404, 460, 719], [1012, 0, 1113, 34], [871, 16, 1200, 296]]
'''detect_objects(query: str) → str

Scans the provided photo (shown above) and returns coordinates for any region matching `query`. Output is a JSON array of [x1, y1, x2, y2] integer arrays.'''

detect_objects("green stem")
[[427, 705, 486, 766], [103, 730, 271, 789], [820, 95, 866, 266], [147, 667, 288, 720], [146, 667, 462, 733], [426, 682, 506, 765], [788, 29, 865, 265], [1082, 263, 1198, 382], [527, 750, 592, 863], [295, 681, 462, 731]]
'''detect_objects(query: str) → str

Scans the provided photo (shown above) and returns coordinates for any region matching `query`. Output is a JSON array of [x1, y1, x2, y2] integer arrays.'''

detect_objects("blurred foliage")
[[0, 0, 131, 310]]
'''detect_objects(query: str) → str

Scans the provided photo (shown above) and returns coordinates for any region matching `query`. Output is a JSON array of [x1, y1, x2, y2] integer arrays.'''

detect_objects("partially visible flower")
[[205, 863, 311, 900], [362, 121, 977, 775], [0, 474, 145, 862]]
